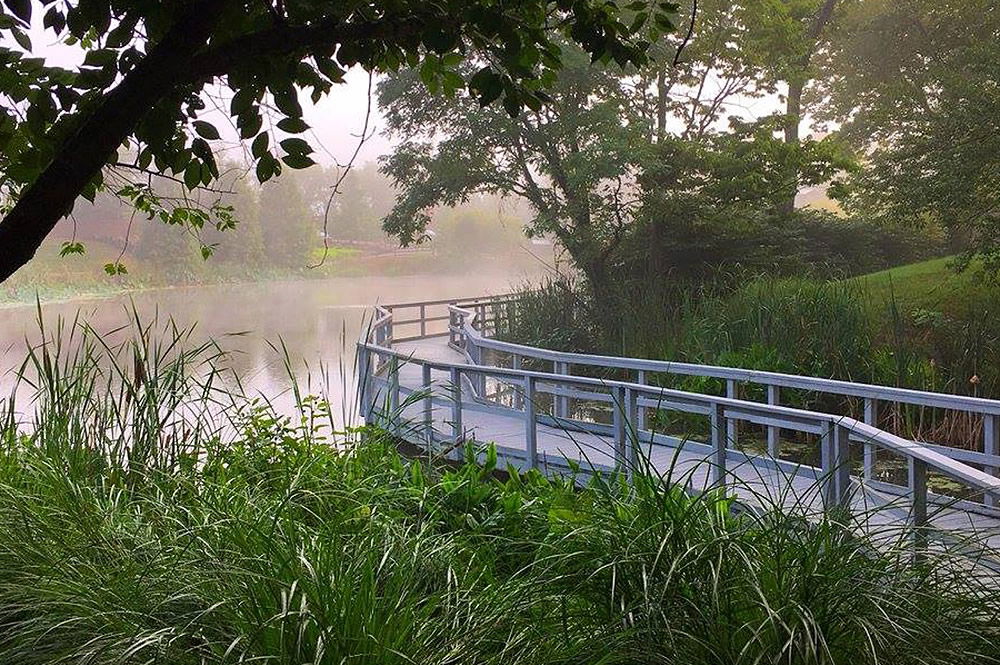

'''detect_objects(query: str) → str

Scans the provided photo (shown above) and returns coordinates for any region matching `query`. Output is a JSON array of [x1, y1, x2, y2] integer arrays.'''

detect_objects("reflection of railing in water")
[[358, 294, 1000, 550]]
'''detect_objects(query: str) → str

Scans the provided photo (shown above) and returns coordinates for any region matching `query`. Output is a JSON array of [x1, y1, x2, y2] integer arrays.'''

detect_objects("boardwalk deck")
[[379, 340, 1000, 550]]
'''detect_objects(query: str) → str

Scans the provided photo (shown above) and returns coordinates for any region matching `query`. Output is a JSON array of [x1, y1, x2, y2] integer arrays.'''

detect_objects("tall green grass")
[[1, 311, 1000, 663]]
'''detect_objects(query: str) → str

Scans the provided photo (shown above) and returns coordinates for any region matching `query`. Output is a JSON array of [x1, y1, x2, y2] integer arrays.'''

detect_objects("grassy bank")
[[3, 313, 1000, 663]]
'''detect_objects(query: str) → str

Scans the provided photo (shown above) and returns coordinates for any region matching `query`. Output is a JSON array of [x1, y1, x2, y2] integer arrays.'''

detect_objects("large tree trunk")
[[777, 0, 839, 215], [778, 77, 805, 215], [0, 0, 227, 283]]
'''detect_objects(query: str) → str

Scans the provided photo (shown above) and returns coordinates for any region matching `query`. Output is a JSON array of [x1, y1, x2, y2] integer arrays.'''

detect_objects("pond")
[[0, 270, 533, 426]]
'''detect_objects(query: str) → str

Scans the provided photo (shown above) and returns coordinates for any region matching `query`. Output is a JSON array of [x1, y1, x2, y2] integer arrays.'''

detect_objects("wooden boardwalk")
[[358, 298, 1000, 552]]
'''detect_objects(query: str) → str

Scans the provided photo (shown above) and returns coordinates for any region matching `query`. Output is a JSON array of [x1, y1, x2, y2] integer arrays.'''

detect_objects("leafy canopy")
[[0, 0, 678, 281]]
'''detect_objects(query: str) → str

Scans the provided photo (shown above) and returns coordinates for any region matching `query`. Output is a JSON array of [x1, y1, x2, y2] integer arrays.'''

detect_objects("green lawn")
[[851, 256, 1000, 317]]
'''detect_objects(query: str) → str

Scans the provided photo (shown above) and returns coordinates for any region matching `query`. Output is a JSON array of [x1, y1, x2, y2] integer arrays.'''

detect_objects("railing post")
[[864, 398, 878, 481], [834, 423, 852, 509], [422, 364, 433, 447], [820, 425, 833, 507], [637, 370, 647, 433], [613, 385, 626, 472], [767, 384, 780, 457], [525, 375, 538, 470], [984, 414, 998, 507], [419, 304, 426, 338], [512, 354, 523, 409], [710, 403, 727, 490], [909, 457, 928, 560], [725, 380, 739, 448], [450, 367, 463, 459], [388, 356, 400, 431], [625, 387, 638, 478], [554, 361, 570, 420], [357, 345, 372, 424], [821, 422, 851, 510]]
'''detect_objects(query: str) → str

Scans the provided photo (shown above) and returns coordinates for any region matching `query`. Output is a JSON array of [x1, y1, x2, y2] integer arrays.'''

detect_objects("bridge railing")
[[442, 297, 1000, 510], [358, 300, 1000, 542]]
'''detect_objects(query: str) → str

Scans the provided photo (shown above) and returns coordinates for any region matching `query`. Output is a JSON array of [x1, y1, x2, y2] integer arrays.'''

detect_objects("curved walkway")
[[358, 296, 1000, 551]]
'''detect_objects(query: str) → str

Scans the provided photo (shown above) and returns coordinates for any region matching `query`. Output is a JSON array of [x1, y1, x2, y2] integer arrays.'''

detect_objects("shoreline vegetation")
[[2, 312, 1000, 664], [0, 239, 545, 307]]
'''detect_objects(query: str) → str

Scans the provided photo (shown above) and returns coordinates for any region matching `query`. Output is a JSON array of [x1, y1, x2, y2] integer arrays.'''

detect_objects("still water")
[[0, 270, 532, 425]]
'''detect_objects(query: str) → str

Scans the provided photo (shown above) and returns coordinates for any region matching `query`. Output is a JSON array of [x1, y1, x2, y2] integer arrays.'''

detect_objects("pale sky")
[[16, 10, 391, 168]]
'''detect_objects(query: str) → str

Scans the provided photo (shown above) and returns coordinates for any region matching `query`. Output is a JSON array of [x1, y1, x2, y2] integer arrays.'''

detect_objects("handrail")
[[462, 309, 1000, 416], [357, 294, 1000, 539]]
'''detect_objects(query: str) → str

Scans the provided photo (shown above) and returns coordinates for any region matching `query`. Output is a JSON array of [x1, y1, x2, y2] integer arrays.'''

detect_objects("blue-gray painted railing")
[[359, 296, 1000, 534]]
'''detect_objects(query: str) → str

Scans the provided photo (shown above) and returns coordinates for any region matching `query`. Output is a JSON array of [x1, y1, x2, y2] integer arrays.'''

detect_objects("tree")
[[0, 0, 678, 283], [773, 0, 840, 214], [811, 0, 1000, 269], [380, 47, 651, 312], [379, 0, 844, 308]]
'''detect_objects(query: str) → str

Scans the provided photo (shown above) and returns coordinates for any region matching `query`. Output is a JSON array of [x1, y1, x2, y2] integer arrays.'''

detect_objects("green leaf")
[[282, 154, 316, 169], [272, 88, 302, 118], [230, 88, 255, 116], [193, 120, 220, 140], [59, 241, 85, 257], [184, 161, 201, 190], [251, 132, 269, 159], [12, 28, 31, 51], [469, 67, 503, 106], [3, 0, 31, 26], [279, 137, 312, 155], [238, 112, 262, 139], [276, 117, 309, 134], [255, 154, 275, 183]]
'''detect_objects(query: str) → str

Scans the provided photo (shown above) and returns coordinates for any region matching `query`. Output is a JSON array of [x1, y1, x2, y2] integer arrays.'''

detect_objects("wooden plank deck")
[[376, 339, 1000, 551]]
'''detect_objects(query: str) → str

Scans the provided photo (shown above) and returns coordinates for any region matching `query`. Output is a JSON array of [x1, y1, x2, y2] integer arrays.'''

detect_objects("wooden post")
[[820, 422, 851, 510], [710, 403, 727, 490], [450, 367, 463, 459], [820, 425, 834, 508], [625, 387, 638, 478], [357, 346, 371, 424], [726, 380, 738, 448], [388, 356, 400, 430], [637, 370, 647, 433], [984, 414, 998, 508], [525, 375, 538, 470], [613, 385, 626, 472], [864, 398, 878, 481], [554, 361, 569, 419], [512, 354, 523, 409], [834, 423, 852, 509], [422, 364, 433, 447], [767, 384, 780, 457], [909, 457, 928, 561]]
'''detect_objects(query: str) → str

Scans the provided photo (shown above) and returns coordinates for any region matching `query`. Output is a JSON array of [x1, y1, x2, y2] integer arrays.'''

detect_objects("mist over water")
[[0, 270, 535, 426]]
